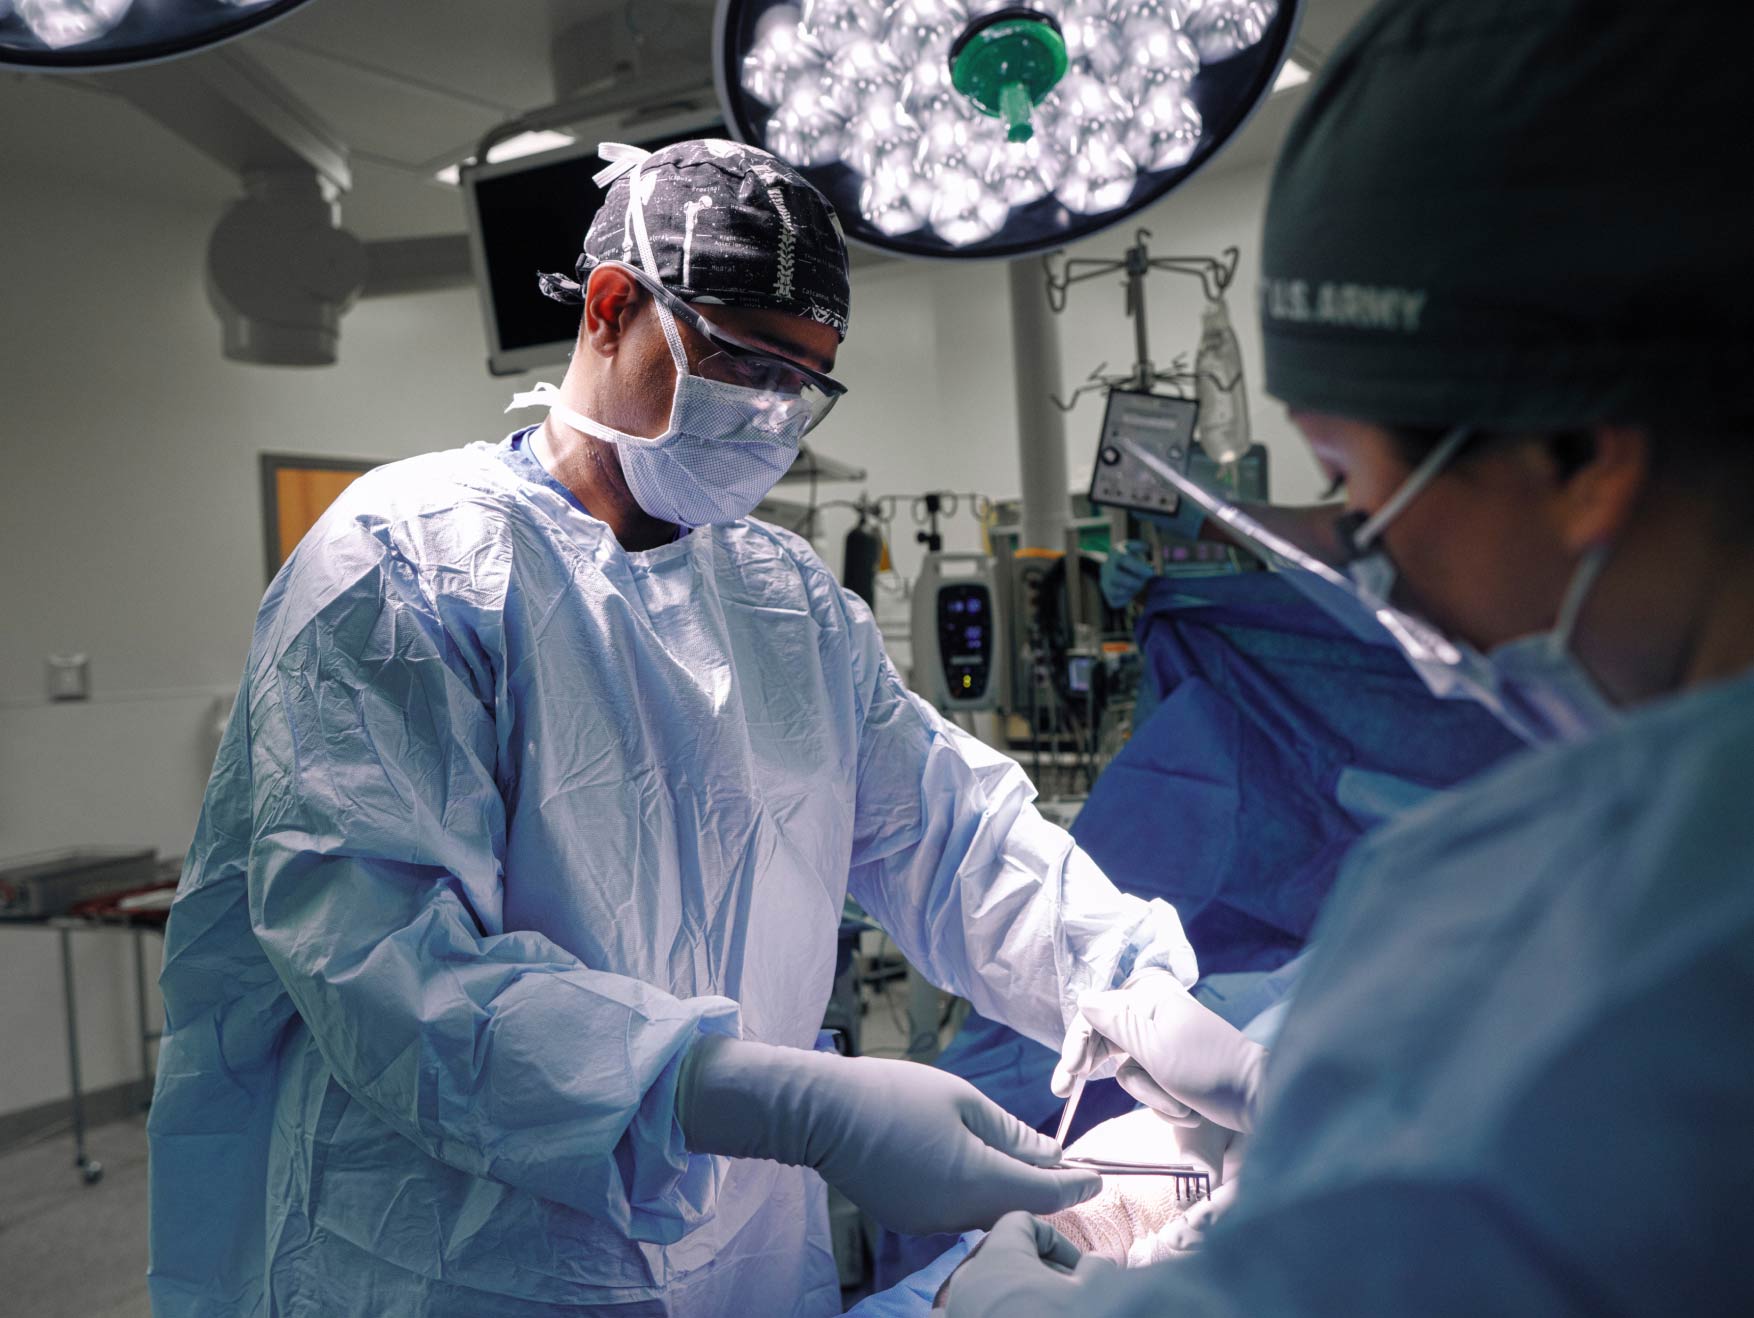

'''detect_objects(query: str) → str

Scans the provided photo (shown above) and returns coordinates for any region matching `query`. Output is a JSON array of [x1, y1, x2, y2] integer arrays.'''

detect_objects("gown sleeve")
[[840, 593, 1197, 1049], [1064, 924, 1754, 1318], [1067, 711, 1754, 1318], [245, 533, 740, 1242]]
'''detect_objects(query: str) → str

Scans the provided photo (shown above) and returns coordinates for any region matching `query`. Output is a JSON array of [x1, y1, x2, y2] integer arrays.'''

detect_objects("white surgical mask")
[[507, 147, 808, 528], [1478, 546, 1620, 741], [507, 376, 805, 530], [1121, 433, 1622, 744]]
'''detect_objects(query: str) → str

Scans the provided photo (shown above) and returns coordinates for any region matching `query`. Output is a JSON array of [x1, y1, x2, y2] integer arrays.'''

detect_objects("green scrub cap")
[[1260, 0, 1753, 429]]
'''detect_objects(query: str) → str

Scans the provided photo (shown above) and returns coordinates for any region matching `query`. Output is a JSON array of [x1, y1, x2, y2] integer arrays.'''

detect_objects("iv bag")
[[1194, 298, 1249, 464]]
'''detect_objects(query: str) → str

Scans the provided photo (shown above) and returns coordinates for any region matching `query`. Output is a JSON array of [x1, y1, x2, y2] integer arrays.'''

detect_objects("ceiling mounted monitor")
[[0, 0, 318, 73], [713, 0, 1300, 260], [461, 116, 729, 377]]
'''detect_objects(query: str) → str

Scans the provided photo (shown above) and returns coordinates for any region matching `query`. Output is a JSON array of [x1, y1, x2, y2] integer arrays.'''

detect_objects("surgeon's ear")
[[1553, 424, 1651, 553], [581, 266, 642, 359]]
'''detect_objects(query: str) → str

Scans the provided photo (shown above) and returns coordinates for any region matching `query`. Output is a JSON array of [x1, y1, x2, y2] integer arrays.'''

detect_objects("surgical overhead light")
[[0, 0, 317, 72], [713, 0, 1301, 259]]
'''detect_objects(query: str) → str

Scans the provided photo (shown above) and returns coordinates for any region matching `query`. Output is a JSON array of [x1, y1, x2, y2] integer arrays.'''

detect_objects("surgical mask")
[[507, 378, 804, 529], [1119, 433, 1622, 744], [507, 148, 812, 528], [1476, 546, 1620, 742]]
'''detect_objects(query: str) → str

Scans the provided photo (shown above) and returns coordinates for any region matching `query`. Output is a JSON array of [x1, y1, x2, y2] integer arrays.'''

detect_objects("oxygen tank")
[[843, 518, 883, 608]]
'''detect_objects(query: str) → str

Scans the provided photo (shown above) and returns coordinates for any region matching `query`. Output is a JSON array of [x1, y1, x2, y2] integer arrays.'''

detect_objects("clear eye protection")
[[600, 259, 847, 434]]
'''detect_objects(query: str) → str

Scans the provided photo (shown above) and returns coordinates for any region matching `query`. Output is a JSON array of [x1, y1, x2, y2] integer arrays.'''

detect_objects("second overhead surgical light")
[[736, 0, 1280, 246], [0, 0, 300, 70]]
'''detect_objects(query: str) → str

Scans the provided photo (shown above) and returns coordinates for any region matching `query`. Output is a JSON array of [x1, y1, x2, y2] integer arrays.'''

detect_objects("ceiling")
[[0, 0, 1380, 243]]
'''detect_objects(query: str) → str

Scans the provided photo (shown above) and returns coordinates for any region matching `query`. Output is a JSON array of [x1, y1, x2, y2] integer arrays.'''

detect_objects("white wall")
[[0, 169, 553, 1118], [0, 137, 1302, 1120], [809, 257, 1019, 595]]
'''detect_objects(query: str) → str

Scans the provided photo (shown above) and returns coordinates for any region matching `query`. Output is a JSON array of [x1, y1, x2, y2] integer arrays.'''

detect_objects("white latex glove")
[[1052, 971, 1190, 1113], [934, 1211, 1119, 1317], [677, 1036, 1101, 1236], [1054, 975, 1267, 1133], [1129, 1175, 1243, 1264]]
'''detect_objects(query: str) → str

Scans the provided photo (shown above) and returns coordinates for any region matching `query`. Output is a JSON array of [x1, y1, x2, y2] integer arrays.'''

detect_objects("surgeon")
[[945, 0, 1754, 1312], [145, 138, 1206, 1318]]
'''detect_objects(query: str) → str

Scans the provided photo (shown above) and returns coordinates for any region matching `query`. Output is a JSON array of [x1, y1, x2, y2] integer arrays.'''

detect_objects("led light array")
[[740, 0, 1278, 247], [3, 0, 274, 51]]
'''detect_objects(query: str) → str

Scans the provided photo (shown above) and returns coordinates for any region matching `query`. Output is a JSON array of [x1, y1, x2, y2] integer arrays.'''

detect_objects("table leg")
[[133, 928, 153, 1109], [58, 926, 102, 1185]]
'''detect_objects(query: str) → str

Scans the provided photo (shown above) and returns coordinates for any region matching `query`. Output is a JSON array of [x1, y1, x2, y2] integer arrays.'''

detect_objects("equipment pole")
[[1009, 257, 1070, 552]]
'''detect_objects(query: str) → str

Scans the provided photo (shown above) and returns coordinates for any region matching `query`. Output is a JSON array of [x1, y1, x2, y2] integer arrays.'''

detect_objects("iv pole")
[[1043, 230, 1249, 579], [1043, 228, 1240, 409]]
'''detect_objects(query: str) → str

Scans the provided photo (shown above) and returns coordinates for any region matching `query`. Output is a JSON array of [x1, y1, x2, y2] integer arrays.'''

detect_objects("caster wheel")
[[81, 1160, 104, 1185]]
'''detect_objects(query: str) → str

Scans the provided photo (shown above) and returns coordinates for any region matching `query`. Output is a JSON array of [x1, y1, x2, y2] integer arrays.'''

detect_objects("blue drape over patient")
[[1084, 572, 1521, 974], [934, 572, 1519, 1129]]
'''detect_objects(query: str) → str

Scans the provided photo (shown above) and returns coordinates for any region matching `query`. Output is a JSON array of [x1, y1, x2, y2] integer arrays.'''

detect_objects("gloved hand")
[[934, 1212, 1115, 1317], [1100, 539, 1156, 609], [1038, 1108, 1238, 1267], [1051, 971, 1188, 1114], [1052, 973, 1267, 1133], [1120, 1120, 1247, 1262], [1135, 1174, 1242, 1263], [677, 1036, 1101, 1236]]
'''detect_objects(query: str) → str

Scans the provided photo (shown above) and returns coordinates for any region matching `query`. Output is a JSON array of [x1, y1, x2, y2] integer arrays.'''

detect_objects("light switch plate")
[[47, 654, 90, 702]]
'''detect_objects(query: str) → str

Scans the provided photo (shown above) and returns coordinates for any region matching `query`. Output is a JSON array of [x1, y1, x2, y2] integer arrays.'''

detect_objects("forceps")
[[1058, 1157, 1212, 1200], [1051, 1074, 1211, 1199], [1053, 1074, 1088, 1147]]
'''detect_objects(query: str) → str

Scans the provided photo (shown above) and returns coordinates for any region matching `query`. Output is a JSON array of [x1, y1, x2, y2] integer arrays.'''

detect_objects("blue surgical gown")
[[146, 433, 1195, 1317], [1032, 668, 1754, 1316]]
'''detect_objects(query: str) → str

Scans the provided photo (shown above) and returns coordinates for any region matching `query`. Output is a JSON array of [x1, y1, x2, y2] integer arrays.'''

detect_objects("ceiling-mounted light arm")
[[97, 45, 350, 193], [358, 236, 474, 299]]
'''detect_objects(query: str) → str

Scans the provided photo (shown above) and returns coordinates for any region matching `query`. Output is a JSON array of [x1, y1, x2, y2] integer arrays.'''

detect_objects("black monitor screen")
[[468, 123, 725, 371]]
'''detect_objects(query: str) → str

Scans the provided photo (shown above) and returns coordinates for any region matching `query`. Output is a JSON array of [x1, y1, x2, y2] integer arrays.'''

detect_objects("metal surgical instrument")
[[1053, 1073, 1087, 1148], [1057, 1157, 1213, 1201], [1054, 1074, 1213, 1199]]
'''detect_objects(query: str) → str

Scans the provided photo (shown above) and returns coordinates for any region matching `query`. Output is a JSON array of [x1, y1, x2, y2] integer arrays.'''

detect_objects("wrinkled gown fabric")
[[146, 433, 1195, 1317]]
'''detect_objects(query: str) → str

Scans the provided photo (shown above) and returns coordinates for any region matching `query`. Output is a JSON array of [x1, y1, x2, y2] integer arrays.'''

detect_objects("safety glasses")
[[601, 260, 847, 434]]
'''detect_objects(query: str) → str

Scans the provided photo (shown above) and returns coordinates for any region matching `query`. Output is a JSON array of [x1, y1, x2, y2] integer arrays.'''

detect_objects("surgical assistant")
[[146, 140, 1192, 1317], [946, 0, 1754, 1313]]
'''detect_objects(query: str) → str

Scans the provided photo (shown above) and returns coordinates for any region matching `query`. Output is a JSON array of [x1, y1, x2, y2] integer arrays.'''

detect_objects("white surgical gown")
[[146, 432, 1195, 1317], [1035, 669, 1754, 1316]]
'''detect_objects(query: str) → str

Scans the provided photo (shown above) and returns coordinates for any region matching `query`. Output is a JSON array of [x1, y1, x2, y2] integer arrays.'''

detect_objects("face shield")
[[1118, 433, 1557, 742]]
